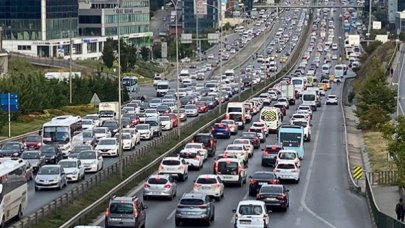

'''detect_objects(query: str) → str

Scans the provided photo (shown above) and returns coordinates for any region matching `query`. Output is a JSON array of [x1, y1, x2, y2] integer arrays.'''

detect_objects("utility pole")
[[69, 19, 73, 104], [117, 0, 123, 180]]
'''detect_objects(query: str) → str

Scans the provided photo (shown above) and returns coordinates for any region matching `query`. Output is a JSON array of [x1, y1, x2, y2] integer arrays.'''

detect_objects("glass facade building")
[[46, 0, 79, 39], [182, 0, 219, 34]]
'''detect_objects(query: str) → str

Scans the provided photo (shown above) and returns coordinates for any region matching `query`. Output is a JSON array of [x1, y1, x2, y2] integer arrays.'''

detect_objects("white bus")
[[41, 115, 82, 157], [0, 159, 28, 226]]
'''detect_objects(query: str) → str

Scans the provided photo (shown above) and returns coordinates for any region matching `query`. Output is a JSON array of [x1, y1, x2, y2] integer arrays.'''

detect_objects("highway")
[[397, 44, 405, 115], [89, 3, 372, 228]]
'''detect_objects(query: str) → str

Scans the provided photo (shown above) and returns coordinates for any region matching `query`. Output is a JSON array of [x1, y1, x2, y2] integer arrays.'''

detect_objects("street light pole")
[[69, 19, 73, 104], [172, 0, 181, 138], [117, 0, 123, 180]]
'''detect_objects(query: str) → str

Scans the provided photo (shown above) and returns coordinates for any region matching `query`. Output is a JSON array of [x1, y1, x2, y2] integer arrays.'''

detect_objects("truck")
[[343, 22, 350, 33], [280, 83, 296, 105], [99, 102, 120, 122], [44, 72, 81, 81]]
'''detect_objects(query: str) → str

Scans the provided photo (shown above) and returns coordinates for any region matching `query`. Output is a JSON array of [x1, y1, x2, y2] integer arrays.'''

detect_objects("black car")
[[102, 120, 119, 136], [192, 133, 217, 157], [199, 96, 218, 109], [40, 144, 63, 164], [240, 132, 260, 149], [256, 184, 289, 211], [0, 141, 24, 157], [248, 171, 279, 197], [156, 105, 171, 114], [261, 144, 283, 167]]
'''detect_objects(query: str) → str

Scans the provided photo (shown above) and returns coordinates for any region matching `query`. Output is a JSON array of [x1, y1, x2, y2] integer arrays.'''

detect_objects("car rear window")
[[193, 135, 210, 144], [180, 198, 204, 205], [279, 152, 297, 159], [252, 172, 276, 179], [260, 185, 283, 193], [277, 164, 296, 169], [196, 178, 217, 184], [109, 203, 133, 214], [179, 152, 197, 158], [148, 178, 168, 184], [249, 128, 262, 133], [238, 205, 263, 215], [162, 160, 180, 166]]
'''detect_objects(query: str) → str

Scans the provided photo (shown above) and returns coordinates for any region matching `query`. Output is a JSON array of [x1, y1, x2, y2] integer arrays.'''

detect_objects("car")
[[105, 196, 147, 228], [95, 138, 119, 157], [156, 105, 171, 114], [273, 103, 287, 116], [277, 150, 301, 168], [261, 144, 283, 167], [77, 150, 103, 173], [121, 128, 141, 145], [21, 150, 45, 174], [326, 94, 338, 105], [158, 157, 189, 181], [290, 113, 310, 122], [144, 109, 160, 118], [81, 130, 97, 146], [174, 109, 188, 122], [0, 141, 24, 157], [82, 118, 96, 130], [274, 160, 300, 183], [277, 97, 289, 109], [102, 120, 119, 136], [143, 174, 177, 200], [211, 123, 231, 139], [193, 174, 225, 201], [196, 101, 208, 113], [221, 119, 238, 134], [297, 105, 313, 118], [224, 144, 249, 164], [249, 126, 266, 143], [35, 165, 67, 191], [291, 119, 311, 142], [115, 133, 136, 150], [69, 145, 93, 159], [175, 193, 215, 226], [249, 171, 279, 196], [184, 104, 199, 117], [135, 124, 153, 140], [252, 122, 268, 136], [232, 138, 254, 158], [159, 115, 173, 130], [212, 152, 238, 174], [240, 132, 260, 149], [58, 159, 85, 182], [192, 133, 216, 157], [179, 149, 204, 170], [145, 117, 162, 137], [183, 143, 208, 161], [93, 127, 112, 140], [23, 135, 43, 150], [40, 144, 63, 164], [256, 184, 290, 211], [232, 200, 270, 228], [84, 114, 101, 126]]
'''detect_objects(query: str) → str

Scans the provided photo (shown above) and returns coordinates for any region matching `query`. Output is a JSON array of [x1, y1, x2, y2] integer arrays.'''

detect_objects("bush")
[[44, 109, 66, 116], [17, 115, 34, 123]]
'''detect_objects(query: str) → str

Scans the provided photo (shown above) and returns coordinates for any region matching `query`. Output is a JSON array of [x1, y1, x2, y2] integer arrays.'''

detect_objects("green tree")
[[363, 41, 382, 55], [140, 46, 150, 61], [355, 58, 396, 130], [102, 38, 115, 68], [399, 32, 405, 42], [152, 42, 162, 59], [128, 45, 138, 69]]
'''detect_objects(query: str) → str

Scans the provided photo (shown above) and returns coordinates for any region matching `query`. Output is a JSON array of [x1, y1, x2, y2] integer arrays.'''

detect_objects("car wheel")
[[179, 174, 186, 182], [59, 181, 64, 190], [82, 173, 85, 180], [35, 186, 39, 191], [17, 205, 23, 220], [0, 216, 5, 228], [175, 219, 181, 226], [296, 178, 300, 184]]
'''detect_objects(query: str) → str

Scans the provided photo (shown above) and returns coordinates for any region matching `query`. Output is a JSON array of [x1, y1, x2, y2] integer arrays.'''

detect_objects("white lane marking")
[[398, 52, 405, 114], [295, 217, 302, 226], [230, 190, 249, 223], [166, 209, 176, 220], [242, 190, 249, 200], [92, 183, 145, 225], [300, 103, 336, 228]]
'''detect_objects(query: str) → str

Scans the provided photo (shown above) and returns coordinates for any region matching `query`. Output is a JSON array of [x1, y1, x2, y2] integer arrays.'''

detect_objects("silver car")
[[184, 104, 199, 117], [143, 174, 177, 200], [35, 165, 67, 191]]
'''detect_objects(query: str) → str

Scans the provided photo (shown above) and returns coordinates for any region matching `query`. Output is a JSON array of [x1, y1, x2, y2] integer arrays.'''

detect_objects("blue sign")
[[0, 93, 18, 112]]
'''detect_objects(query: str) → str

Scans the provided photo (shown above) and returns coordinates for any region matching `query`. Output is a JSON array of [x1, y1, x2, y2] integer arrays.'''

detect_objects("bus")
[[278, 125, 304, 159], [122, 76, 138, 92], [0, 159, 28, 226], [41, 115, 82, 157]]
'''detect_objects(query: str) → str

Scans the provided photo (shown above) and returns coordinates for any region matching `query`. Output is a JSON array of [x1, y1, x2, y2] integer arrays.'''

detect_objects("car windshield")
[[22, 152, 40, 159], [227, 145, 243, 151], [185, 105, 196, 109], [260, 185, 283, 194], [293, 121, 307, 127], [78, 151, 96, 159], [277, 163, 296, 169], [241, 132, 256, 138], [238, 205, 263, 215], [279, 152, 297, 160], [2, 143, 20, 150], [162, 160, 180, 166], [217, 161, 238, 174], [253, 172, 276, 179], [40, 146, 56, 154], [85, 115, 99, 121], [109, 203, 133, 214], [185, 144, 201, 149], [193, 135, 210, 143], [93, 128, 106, 134], [151, 99, 161, 104], [103, 122, 118, 127], [145, 121, 158, 126], [38, 167, 60, 175], [148, 176, 169, 184], [82, 120, 93, 125], [59, 161, 77, 168], [221, 120, 234, 125], [180, 198, 204, 205], [120, 134, 131, 140], [196, 177, 217, 184], [136, 125, 149, 130], [160, 116, 170, 121], [26, 136, 41, 142], [82, 131, 93, 138], [98, 139, 116, 145], [179, 152, 197, 158], [72, 146, 92, 153], [279, 132, 302, 147], [328, 95, 336, 99]]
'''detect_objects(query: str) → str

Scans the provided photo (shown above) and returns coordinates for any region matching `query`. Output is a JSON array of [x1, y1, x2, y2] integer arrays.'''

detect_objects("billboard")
[[372, 21, 381, 30], [194, 0, 207, 15]]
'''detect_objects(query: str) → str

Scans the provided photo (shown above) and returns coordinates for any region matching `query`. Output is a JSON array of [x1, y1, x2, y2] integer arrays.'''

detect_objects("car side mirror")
[[286, 189, 290, 192], [232, 209, 237, 213]]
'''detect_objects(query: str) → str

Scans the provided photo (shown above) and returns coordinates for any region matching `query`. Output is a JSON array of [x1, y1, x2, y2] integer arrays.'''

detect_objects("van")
[[156, 81, 170, 97], [302, 90, 317, 111], [225, 69, 235, 81], [291, 77, 305, 97], [179, 69, 190, 81], [226, 102, 246, 129], [232, 200, 270, 228], [216, 158, 247, 186], [321, 64, 330, 75], [260, 107, 282, 133], [334, 64, 345, 78]]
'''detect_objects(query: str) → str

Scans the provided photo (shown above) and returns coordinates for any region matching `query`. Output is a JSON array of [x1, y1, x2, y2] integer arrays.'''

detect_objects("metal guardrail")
[[365, 173, 405, 228], [57, 13, 311, 228], [369, 171, 399, 186], [0, 130, 39, 144]]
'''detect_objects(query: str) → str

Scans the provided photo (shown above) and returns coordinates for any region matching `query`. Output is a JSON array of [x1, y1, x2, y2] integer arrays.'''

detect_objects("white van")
[[233, 200, 270, 228], [291, 77, 305, 97], [321, 64, 330, 75], [179, 69, 190, 81], [260, 107, 282, 133], [156, 81, 170, 97], [226, 102, 246, 129], [269, 61, 278, 72], [302, 90, 317, 111], [216, 158, 247, 186], [225, 69, 235, 81], [334, 64, 345, 78]]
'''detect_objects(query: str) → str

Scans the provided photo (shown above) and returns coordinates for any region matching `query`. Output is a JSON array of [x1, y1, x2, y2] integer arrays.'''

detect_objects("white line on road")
[[295, 217, 302, 226], [166, 209, 176, 220], [300, 102, 336, 228]]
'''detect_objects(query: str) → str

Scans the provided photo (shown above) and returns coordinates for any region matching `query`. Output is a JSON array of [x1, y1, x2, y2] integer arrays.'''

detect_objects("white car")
[[291, 112, 310, 122], [252, 121, 268, 136], [159, 116, 173, 130], [144, 109, 159, 118], [95, 138, 118, 157], [193, 174, 225, 201], [121, 128, 141, 145], [232, 138, 254, 157], [116, 133, 136, 150], [291, 119, 311, 142], [274, 160, 300, 183], [93, 127, 111, 140], [178, 150, 203, 170], [221, 119, 238, 134], [58, 159, 85, 182], [183, 143, 208, 161], [297, 105, 313, 117], [233, 200, 270, 228], [81, 119, 96, 130], [136, 124, 153, 140], [158, 157, 189, 181], [326, 95, 338, 105], [277, 150, 301, 168], [259, 93, 271, 105], [84, 114, 101, 126], [277, 97, 289, 109], [225, 144, 249, 164], [77, 150, 103, 173], [332, 43, 338, 50]]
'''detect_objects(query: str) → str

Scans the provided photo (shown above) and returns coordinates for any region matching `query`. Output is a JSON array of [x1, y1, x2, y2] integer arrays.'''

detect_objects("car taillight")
[[178, 165, 184, 170], [210, 140, 214, 147], [270, 179, 277, 184], [291, 168, 298, 173], [214, 163, 218, 174], [274, 169, 280, 172], [252, 138, 257, 142], [144, 184, 150, 188], [256, 194, 265, 200], [192, 139, 195, 143], [198, 205, 208, 209], [276, 194, 285, 200], [211, 127, 214, 132], [249, 179, 256, 185], [158, 165, 163, 172], [164, 184, 172, 189], [105, 210, 110, 224], [194, 156, 200, 160], [193, 183, 201, 190], [133, 204, 138, 217], [262, 150, 268, 155]]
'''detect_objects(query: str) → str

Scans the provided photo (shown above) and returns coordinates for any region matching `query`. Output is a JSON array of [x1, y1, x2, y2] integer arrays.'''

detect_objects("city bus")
[[0, 159, 28, 226], [41, 115, 82, 157], [277, 125, 305, 159], [122, 76, 138, 93]]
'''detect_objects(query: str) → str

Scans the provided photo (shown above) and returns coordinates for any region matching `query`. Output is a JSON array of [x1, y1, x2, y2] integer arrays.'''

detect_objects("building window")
[[79, 15, 101, 24], [87, 42, 97, 53], [17, 45, 31, 50], [73, 44, 82, 54]]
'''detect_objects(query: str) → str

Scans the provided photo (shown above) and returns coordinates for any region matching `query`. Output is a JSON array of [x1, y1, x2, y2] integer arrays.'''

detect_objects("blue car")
[[211, 123, 231, 139]]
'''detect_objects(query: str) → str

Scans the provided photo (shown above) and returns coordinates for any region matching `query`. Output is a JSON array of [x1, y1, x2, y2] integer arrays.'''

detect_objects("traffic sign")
[[0, 93, 18, 112], [90, 93, 101, 106], [352, 166, 363, 180], [181, 33, 192, 44]]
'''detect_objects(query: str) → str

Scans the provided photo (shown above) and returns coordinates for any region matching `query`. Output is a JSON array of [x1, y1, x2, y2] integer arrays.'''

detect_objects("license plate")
[[258, 182, 266, 185], [221, 176, 231, 179], [111, 218, 121, 221], [282, 175, 290, 178], [202, 186, 211, 190], [240, 220, 251, 224], [266, 198, 278, 201]]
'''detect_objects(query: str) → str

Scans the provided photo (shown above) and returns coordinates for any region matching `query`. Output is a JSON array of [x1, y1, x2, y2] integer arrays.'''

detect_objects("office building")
[[388, 0, 398, 24], [396, 10, 405, 34], [182, 0, 219, 34]]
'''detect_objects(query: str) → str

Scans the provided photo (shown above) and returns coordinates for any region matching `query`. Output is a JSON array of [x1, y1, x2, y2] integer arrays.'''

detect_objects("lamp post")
[[171, 0, 181, 138], [116, 0, 123, 179], [69, 19, 73, 104]]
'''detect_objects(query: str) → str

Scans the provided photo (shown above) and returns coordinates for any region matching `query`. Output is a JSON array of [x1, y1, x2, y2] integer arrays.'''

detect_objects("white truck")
[[280, 83, 296, 105], [44, 72, 81, 81], [99, 102, 120, 122]]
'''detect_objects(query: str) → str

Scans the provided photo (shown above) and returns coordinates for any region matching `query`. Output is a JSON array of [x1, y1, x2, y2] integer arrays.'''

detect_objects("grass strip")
[[363, 131, 396, 172]]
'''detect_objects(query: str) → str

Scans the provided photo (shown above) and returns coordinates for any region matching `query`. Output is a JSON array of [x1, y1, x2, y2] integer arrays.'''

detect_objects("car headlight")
[[54, 176, 60, 181], [91, 161, 97, 165], [72, 171, 78, 175], [51, 155, 56, 159]]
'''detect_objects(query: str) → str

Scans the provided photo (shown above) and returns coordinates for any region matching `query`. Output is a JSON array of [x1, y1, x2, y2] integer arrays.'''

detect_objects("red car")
[[162, 113, 178, 127], [196, 102, 208, 113], [23, 135, 43, 150]]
